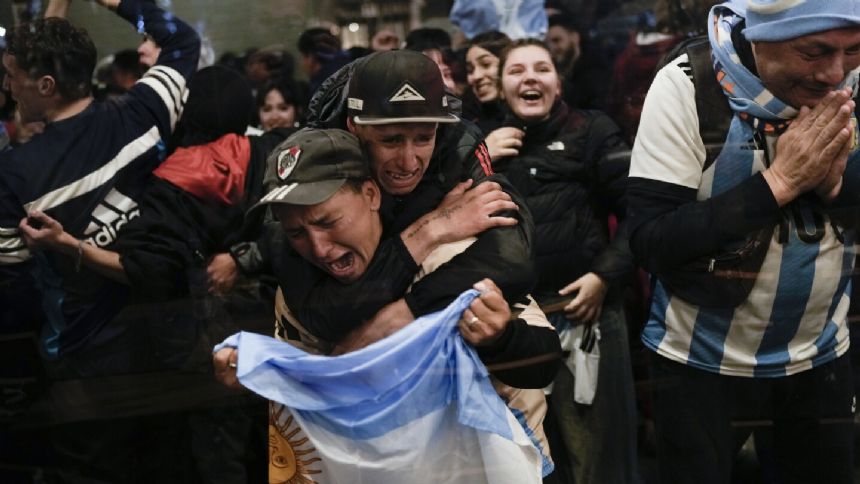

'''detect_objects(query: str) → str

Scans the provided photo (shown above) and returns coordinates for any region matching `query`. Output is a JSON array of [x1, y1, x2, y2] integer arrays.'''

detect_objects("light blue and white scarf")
[[710, 6, 799, 123]]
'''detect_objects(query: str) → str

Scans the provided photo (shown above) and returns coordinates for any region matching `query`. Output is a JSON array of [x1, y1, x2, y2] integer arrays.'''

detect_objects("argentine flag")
[[216, 290, 543, 483], [450, 0, 547, 40]]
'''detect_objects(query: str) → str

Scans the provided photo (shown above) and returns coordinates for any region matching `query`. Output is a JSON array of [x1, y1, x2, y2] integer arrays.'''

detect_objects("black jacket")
[[461, 91, 507, 135], [267, 59, 558, 386], [495, 102, 634, 304]]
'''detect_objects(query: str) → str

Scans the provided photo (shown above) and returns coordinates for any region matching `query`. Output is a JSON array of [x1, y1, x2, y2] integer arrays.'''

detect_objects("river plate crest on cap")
[[278, 146, 301, 180]]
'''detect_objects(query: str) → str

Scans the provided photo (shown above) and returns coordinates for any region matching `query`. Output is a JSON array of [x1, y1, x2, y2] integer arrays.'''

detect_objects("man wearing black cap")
[[259, 49, 536, 352]]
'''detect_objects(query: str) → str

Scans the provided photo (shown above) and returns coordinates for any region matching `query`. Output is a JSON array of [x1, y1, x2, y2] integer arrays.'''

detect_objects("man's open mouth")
[[326, 252, 355, 275]]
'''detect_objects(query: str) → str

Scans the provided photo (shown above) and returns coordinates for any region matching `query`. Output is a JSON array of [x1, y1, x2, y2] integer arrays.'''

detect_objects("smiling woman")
[[257, 79, 305, 131], [466, 31, 510, 104], [463, 31, 511, 138], [498, 39, 561, 123], [490, 36, 638, 484]]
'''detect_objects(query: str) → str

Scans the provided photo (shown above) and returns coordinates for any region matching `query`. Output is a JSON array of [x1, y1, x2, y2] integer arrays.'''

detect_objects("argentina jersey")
[[642, 119, 855, 377]]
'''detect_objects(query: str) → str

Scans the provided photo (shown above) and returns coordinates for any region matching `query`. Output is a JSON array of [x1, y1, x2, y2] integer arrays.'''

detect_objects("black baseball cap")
[[249, 128, 369, 214], [347, 50, 460, 125]]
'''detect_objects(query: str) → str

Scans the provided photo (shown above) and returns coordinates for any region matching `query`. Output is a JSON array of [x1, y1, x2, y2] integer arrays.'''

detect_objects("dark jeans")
[[649, 352, 855, 484], [545, 302, 641, 484]]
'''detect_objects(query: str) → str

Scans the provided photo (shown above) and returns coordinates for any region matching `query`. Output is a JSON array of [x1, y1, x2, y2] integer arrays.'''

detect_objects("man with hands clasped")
[[628, 1, 860, 483], [763, 87, 855, 205]]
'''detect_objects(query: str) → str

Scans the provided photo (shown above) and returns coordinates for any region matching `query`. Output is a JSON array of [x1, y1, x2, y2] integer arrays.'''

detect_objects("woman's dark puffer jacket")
[[493, 101, 634, 303]]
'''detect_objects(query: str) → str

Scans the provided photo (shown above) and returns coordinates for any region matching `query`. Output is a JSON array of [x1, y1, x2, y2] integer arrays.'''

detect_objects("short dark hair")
[[343, 177, 372, 194], [5, 17, 96, 100], [247, 48, 284, 73], [547, 13, 582, 33], [256, 78, 303, 109], [112, 49, 146, 80], [297, 28, 341, 62], [255, 77, 306, 125], [654, 0, 723, 36], [404, 28, 452, 53], [467, 31, 512, 59]]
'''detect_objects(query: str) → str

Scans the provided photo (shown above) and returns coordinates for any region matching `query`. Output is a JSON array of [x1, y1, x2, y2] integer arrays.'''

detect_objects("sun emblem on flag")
[[277, 146, 302, 180], [269, 403, 322, 484]]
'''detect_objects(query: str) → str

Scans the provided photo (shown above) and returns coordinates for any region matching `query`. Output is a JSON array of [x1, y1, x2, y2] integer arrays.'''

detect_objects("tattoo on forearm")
[[404, 204, 462, 239], [405, 218, 431, 239]]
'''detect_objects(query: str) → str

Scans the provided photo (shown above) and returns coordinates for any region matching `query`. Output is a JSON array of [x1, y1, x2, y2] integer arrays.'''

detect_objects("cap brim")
[[351, 114, 461, 125], [247, 178, 347, 216]]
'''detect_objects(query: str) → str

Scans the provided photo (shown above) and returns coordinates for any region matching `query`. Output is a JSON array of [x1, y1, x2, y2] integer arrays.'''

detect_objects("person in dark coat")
[[493, 38, 640, 484]]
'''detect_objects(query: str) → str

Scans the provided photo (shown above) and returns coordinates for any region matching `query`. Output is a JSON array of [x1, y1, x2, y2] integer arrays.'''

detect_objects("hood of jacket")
[[153, 133, 251, 206]]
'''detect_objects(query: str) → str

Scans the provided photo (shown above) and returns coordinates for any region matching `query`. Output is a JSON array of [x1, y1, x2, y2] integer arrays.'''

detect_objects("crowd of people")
[[1, 0, 860, 482]]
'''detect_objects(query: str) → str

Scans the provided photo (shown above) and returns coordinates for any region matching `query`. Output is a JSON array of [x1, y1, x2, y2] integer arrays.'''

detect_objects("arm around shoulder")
[[404, 139, 537, 316]]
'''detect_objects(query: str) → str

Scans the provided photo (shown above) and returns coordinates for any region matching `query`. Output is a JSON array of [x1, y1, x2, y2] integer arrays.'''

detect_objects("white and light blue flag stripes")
[[450, 0, 547, 40], [216, 289, 542, 483]]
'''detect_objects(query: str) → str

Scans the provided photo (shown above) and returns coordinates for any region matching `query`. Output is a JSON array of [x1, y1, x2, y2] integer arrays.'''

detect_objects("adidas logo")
[[389, 83, 425, 102], [83, 188, 140, 248]]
